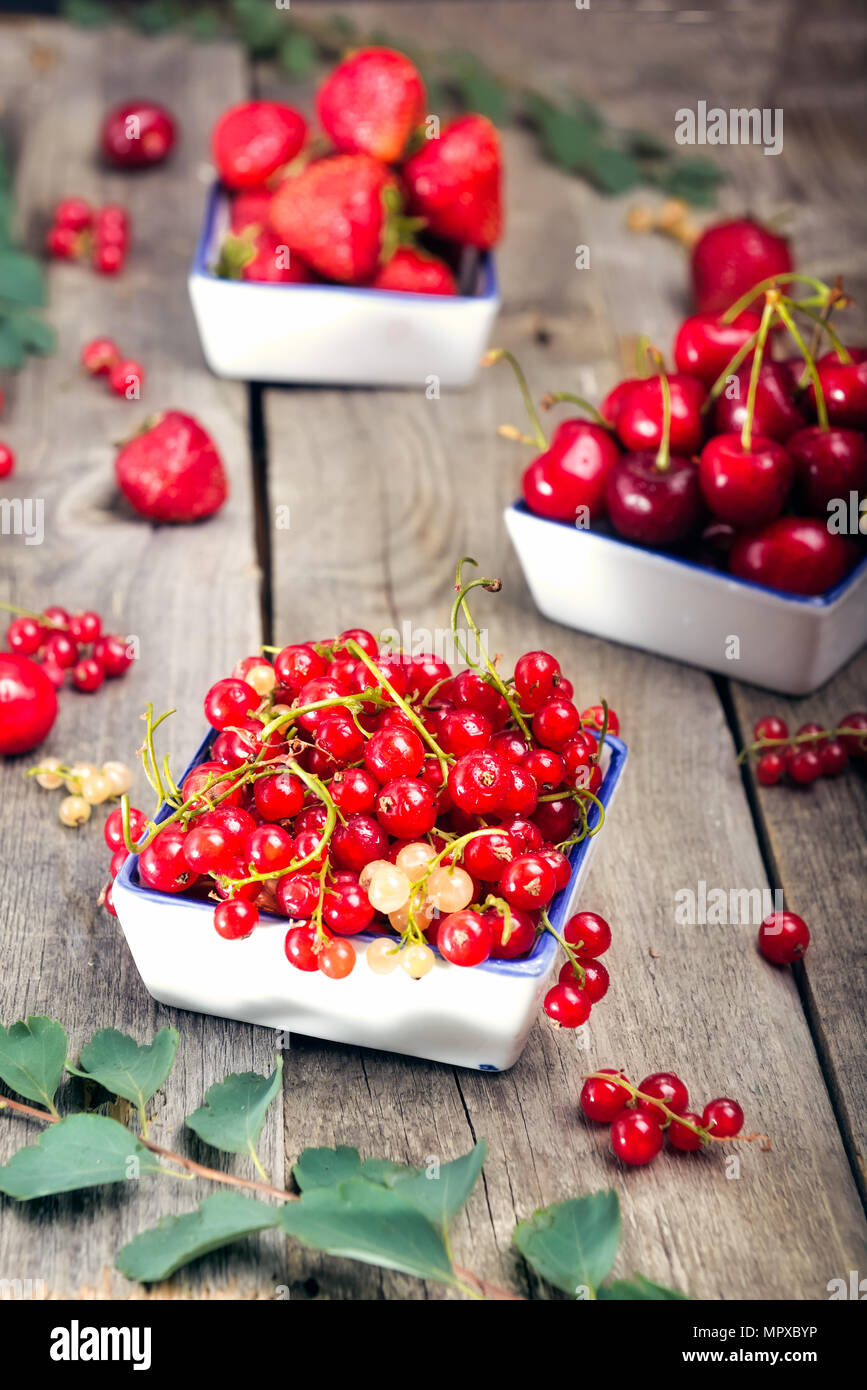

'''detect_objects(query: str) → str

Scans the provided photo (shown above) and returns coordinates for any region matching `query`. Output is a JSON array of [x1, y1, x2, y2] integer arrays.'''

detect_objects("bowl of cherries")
[[498, 226, 866, 695], [110, 565, 626, 1070]]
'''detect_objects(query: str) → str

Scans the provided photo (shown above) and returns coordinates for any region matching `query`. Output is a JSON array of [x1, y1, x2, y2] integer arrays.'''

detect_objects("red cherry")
[[690, 217, 793, 316], [212, 100, 307, 190], [611, 1110, 664, 1166], [580, 1069, 630, 1123], [605, 452, 705, 546], [701, 1097, 744, 1138], [521, 420, 620, 523], [698, 433, 793, 526], [0, 654, 58, 754], [758, 910, 810, 964], [788, 425, 867, 515], [673, 310, 762, 389], [437, 909, 493, 966], [214, 899, 258, 940], [810, 348, 867, 429], [101, 100, 176, 167], [614, 374, 707, 455], [729, 517, 854, 595], [715, 361, 805, 443]]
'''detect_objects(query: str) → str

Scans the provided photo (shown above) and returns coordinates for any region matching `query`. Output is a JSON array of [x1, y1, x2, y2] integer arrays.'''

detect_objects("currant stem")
[[452, 558, 532, 741], [737, 724, 866, 763], [344, 639, 451, 784], [481, 349, 548, 450], [740, 295, 778, 453], [540, 910, 585, 982]]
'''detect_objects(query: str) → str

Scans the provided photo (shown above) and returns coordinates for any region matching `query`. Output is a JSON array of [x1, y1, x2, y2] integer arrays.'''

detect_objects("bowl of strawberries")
[[109, 566, 626, 1070], [188, 48, 502, 388], [498, 221, 867, 695]]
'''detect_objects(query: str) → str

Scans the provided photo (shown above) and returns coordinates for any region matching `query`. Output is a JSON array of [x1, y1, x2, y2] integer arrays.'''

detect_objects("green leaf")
[[130, 0, 182, 35], [278, 30, 317, 78], [231, 0, 284, 55], [9, 311, 55, 356], [186, 1056, 282, 1157], [116, 1191, 279, 1282], [0, 1114, 162, 1200], [280, 1177, 458, 1286], [0, 1016, 67, 1111], [584, 145, 642, 196], [513, 1190, 621, 1297], [600, 1273, 689, 1300], [67, 1027, 178, 1115], [0, 252, 45, 308], [185, 9, 222, 41], [524, 97, 598, 173], [0, 318, 25, 370], [61, 0, 112, 27], [444, 51, 508, 124]]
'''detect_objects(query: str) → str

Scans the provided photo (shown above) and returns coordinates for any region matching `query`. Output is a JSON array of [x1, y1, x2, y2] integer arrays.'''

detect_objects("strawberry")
[[269, 154, 398, 283], [115, 412, 228, 523], [242, 231, 315, 284], [371, 246, 456, 295], [403, 115, 503, 249], [316, 46, 426, 164], [212, 101, 307, 190], [229, 189, 273, 234]]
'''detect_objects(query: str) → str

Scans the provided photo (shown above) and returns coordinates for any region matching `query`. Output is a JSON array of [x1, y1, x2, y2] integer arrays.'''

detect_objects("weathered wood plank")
[[0, 22, 285, 1298]]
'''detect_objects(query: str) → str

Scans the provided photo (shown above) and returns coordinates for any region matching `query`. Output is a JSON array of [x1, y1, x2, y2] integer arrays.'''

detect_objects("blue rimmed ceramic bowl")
[[187, 183, 501, 389], [113, 730, 626, 1070], [505, 501, 867, 695]]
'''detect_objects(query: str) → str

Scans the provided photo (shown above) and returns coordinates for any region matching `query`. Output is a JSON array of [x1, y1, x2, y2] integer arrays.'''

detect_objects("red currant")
[[579, 1069, 630, 1123], [756, 751, 785, 785], [253, 770, 305, 821], [376, 777, 437, 838], [277, 872, 321, 919], [108, 848, 128, 879], [543, 980, 591, 1027], [532, 697, 581, 751], [197, 804, 255, 856], [317, 711, 365, 766], [437, 909, 493, 966], [532, 797, 575, 843], [448, 750, 509, 814], [611, 1110, 664, 1166], [274, 643, 326, 692], [514, 650, 561, 712], [499, 853, 557, 910], [636, 1071, 689, 1121], [701, 1097, 744, 1138], [839, 711, 867, 757], [93, 633, 133, 677], [323, 877, 374, 935], [581, 705, 619, 737], [579, 958, 609, 1002], [319, 938, 356, 979], [668, 1113, 705, 1152], [108, 358, 145, 399], [54, 196, 93, 232], [485, 906, 537, 959], [6, 616, 44, 655], [246, 824, 295, 874], [521, 748, 565, 791], [331, 767, 378, 815], [786, 747, 822, 784], [183, 823, 234, 876], [462, 828, 517, 881], [81, 338, 120, 376], [440, 708, 493, 757], [72, 657, 105, 692], [499, 765, 539, 816], [284, 924, 320, 971], [364, 726, 425, 783], [563, 911, 610, 957], [204, 677, 258, 730], [214, 899, 258, 940], [69, 610, 102, 643], [139, 827, 196, 893], [819, 740, 849, 776], [490, 730, 529, 765], [498, 815, 543, 853], [43, 631, 78, 669], [104, 805, 148, 850], [332, 813, 389, 871], [537, 845, 571, 892], [758, 910, 809, 964], [753, 714, 788, 742]]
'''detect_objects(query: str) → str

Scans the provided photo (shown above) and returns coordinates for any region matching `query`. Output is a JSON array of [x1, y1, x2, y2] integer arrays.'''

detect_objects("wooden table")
[[0, 2, 864, 1300]]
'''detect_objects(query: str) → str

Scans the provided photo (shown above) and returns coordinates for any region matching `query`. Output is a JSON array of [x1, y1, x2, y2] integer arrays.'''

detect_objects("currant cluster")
[[580, 1069, 746, 1166], [28, 757, 133, 829], [114, 565, 619, 990], [542, 911, 611, 1028], [491, 238, 865, 598], [741, 711, 867, 786], [81, 337, 144, 400], [3, 602, 133, 694], [45, 198, 130, 275]]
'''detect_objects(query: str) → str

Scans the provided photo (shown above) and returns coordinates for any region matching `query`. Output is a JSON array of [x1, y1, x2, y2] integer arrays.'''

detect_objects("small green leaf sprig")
[[0, 1015, 686, 1299]]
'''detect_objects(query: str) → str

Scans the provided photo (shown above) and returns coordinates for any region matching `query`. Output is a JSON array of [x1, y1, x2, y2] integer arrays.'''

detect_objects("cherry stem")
[[481, 349, 548, 450], [702, 325, 762, 410], [647, 347, 672, 472], [737, 724, 864, 763], [774, 299, 828, 431], [540, 392, 611, 429], [740, 295, 778, 453], [721, 272, 833, 323], [795, 302, 853, 364]]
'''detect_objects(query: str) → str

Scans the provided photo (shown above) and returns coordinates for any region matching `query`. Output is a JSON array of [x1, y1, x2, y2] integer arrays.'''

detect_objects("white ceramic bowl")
[[187, 184, 501, 388], [505, 502, 867, 695], [112, 731, 626, 1071]]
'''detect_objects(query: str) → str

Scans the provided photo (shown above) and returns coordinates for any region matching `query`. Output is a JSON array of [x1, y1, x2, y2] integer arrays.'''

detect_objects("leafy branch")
[[0, 1015, 686, 1300], [0, 134, 55, 370]]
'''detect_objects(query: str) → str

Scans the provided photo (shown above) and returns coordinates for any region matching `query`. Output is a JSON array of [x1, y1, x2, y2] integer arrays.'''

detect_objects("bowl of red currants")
[[110, 568, 627, 1069]]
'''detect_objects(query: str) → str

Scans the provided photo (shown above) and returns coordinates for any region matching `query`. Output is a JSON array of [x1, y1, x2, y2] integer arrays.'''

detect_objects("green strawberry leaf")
[[513, 1190, 621, 1297], [444, 51, 508, 125], [584, 145, 642, 196], [0, 317, 25, 370], [523, 96, 599, 173], [599, 1273, 689, 1300], [9, 310, 55, 355], [0, 252, 45, 308], [0, 1016, 67, 1112], [116, 1191, 280, 1282], [186, 1056, 282, 1158], [67, 1027, 179, 1120], [279, 1177, 458, 1286], [0, 1114, 162, 1199]]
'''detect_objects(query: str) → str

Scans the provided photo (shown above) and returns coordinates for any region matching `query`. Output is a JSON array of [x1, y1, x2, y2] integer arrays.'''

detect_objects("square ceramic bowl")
[[505, 502, 867, 695], [187, 184, 500, 388], [112, 730, 626, 1071]]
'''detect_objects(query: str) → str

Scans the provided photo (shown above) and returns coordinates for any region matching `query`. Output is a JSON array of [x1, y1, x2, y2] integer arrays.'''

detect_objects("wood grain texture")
[[262, 0, 867, 1299], [0, 22, 285, 1298]]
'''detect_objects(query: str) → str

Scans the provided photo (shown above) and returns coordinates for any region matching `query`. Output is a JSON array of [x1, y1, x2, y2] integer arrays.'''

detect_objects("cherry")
[[499, 853, 556, 910], [532, 697, 580, 751], [69, 610, 101, 644], [72, 657, 105, 693], [81, 337, 120, 375], [636, 1071, 689, 1121], [54, 196, 92, 232], [810, 348, 867, 429], [0, 653, 58, 754], [183, 823, 234, 876], [437, 909, 493, 966], [819, 740, 849, 776], [606, 451, 704, 546], [701, 1097, 744, 1138], [101, 100, 176, 167], [600, 378, 637, 430], [485, 906, 537, 959], [668, 1113, 705, 1152], [788, 425, 867, 515], [277, 872, 321, 919], [699, 432, 793, 525], [284, 924, 320, 971], [563, 911, 610, 957], [204, 677, 258, 730], [330, 767, 378, 815], [758, 910, 810, 964], [729, 517, 854, 595], [753, 715, 788, 742], [714, 361, 805, 443], [514, 650, 562, 711], [104, 805, 148, 850], [690, 217, 792, 316], [580, 1070, 630, 1123], [323, 877, 374, 935], [614, 374, 707, 455], [673, 310, 762, 388], [93, 633, 133, 676], [463, 828, 517, 881], [332, 812, 389, 870], [521, 420, 620, 523], [448, 750, 509, 813], [611, 1110, 664, 1166], [364, 726, 425, 783], [839, 711, 867, 757], [319, 938, 356, 979], [214, 899, 258, 940], [139, 826, 196, 893], [6, 616, 44, 656], [756, 751, 785, 785], [0, 443, 15, 479], [274, 643, 325, 692], [543, 980, 591, 1027], [786, 747, 822, 784]]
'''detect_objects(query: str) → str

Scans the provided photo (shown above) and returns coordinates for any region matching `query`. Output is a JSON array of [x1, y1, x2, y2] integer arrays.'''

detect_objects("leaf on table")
[[186, 1055, 282, 1157], [599, 1273, 689, 1300], [9, 310, 55, 355], [130, 1, 182, 35], [279, 30, 317, 78], [523, 96, 599, 173], [513, 1189, 621, 1297], [184, 8, 222, 41], [0, 252, 46, 307], [0, 1114, 162, 1200], [0, 317, 25, 370], [443, 51, 508, 125], [584, 145, 642, 196], [280, 1177, 458, 1286], [67, 1027, 179, 1111], [60, 0, 112, 28], [231, 0, 285, 56], [116, 1191, 280, 1283], [0, 1016, 67, 1110]]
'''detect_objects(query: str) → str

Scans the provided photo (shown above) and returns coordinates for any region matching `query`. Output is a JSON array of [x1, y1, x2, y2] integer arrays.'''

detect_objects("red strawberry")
[[370, 246, 456, 295], [115, 412, 228, 523], [403, 115, 502, 249], [229, 189, 273, 234], [269, 155, 397, 283], [242, 231, 315, 284], [691, 217, 793, 315], [212, 101, 307, 190], [316, 47, 426, 164]]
